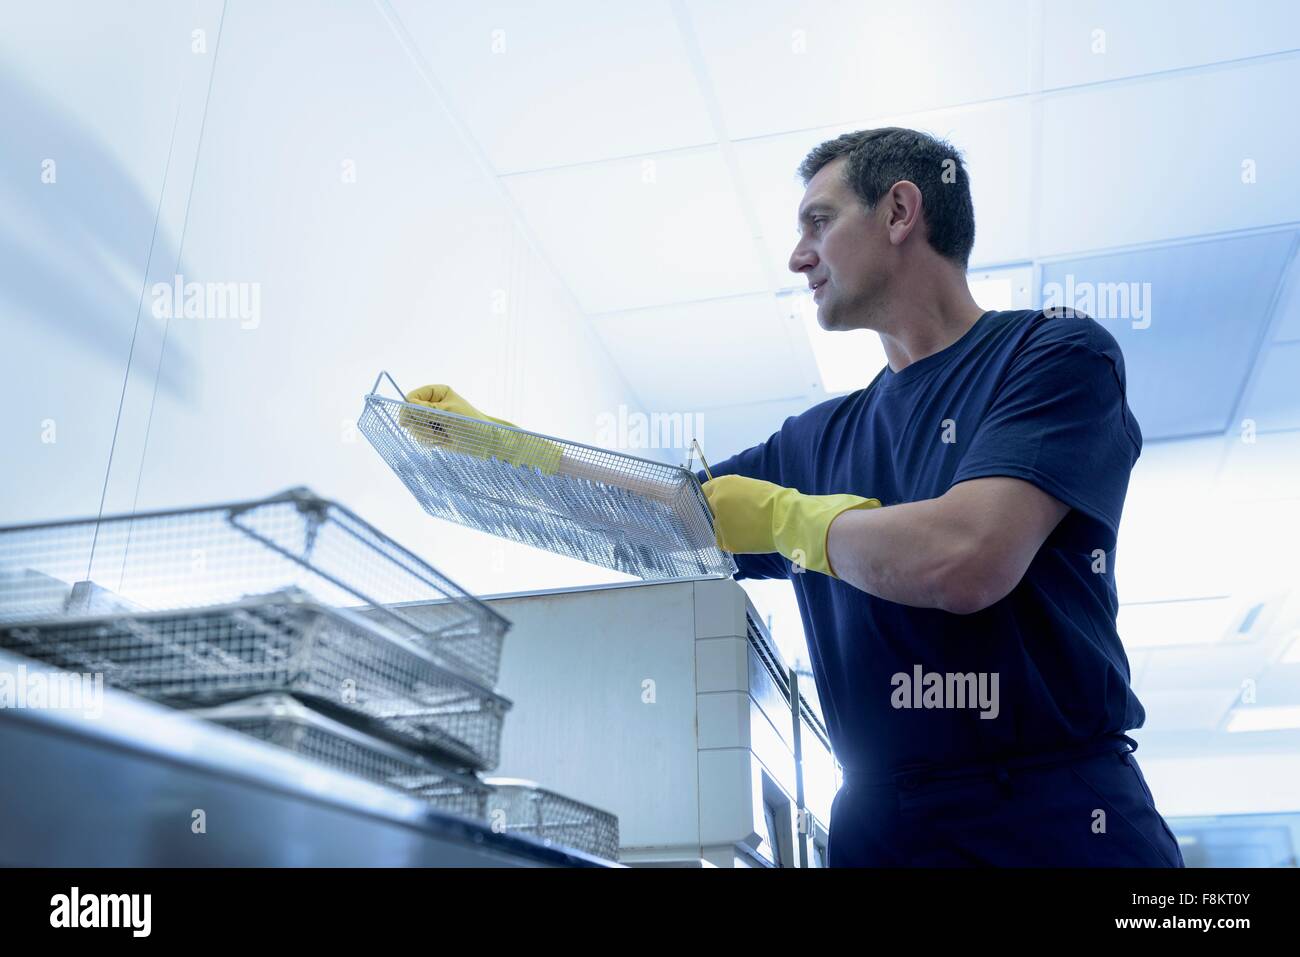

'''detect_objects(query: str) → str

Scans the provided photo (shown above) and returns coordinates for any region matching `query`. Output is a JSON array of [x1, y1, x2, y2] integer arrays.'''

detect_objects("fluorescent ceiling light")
[[1116, 597, 1238, 649], [1225, 705, 1300, 733]]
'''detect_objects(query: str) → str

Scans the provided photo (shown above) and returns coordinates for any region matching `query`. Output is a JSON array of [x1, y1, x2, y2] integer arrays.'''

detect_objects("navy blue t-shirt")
[[697, 309, 1145, 776]]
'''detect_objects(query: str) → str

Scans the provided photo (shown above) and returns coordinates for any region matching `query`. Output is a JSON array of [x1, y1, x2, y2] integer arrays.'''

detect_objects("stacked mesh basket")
[[482, 779, 620, 862], [186, 693, 496, 820], [0, 487, 622, 858]]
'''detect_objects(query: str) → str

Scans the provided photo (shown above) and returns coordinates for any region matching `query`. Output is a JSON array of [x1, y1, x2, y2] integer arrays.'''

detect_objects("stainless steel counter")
[[0, 651, 614, 867]]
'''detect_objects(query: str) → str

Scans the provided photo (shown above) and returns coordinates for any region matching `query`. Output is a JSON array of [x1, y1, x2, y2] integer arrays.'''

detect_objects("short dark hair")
[[797, 127, 975, 268]]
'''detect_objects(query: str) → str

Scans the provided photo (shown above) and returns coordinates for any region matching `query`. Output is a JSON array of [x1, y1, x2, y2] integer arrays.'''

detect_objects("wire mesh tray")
[[0, 589, 511, 771], [0, 485, 510, 687], [187, 693, 493, 820], [358, 371, 737, 582], [483, 777, 620, 862]]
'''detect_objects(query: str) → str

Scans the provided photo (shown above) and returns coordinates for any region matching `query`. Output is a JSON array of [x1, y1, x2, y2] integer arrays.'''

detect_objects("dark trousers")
[[827, 735, 1185, 867]]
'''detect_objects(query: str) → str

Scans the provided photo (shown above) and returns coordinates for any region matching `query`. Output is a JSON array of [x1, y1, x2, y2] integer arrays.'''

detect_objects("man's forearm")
[[823, 497, 983, 612]]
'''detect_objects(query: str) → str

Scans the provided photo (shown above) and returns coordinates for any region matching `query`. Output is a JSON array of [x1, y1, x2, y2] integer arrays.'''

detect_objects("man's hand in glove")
[[702, 474, 880, 578], [399, 384, 563, 476]]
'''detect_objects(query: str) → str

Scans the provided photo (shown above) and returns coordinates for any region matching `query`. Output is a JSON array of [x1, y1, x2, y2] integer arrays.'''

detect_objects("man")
[[695, 128, 1184, 867]]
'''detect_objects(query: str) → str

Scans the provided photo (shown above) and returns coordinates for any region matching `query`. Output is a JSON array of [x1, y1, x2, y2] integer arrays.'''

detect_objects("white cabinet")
[[448, 577, 840, 867]]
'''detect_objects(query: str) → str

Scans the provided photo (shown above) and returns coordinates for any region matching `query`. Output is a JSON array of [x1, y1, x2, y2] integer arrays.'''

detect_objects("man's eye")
[[813, 217, 828, 229]]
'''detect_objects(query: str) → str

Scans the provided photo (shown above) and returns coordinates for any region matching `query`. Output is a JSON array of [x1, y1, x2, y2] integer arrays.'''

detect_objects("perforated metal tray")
[[358, 372, 736, 581]]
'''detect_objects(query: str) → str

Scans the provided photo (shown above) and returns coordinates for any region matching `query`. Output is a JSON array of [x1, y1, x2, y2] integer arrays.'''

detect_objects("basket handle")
[[370, 370, 408, 401]]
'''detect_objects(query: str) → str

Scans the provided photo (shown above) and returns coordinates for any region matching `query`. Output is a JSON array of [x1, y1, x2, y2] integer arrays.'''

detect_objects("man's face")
[[789, 156, 889, 331]]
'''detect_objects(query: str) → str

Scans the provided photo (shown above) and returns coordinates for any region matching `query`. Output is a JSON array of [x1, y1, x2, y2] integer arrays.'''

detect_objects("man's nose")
[[788, 239, 816, 275]]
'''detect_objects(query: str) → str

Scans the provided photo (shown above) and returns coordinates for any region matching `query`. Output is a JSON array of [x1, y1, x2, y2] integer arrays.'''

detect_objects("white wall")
[[0, 0, 636, 595]]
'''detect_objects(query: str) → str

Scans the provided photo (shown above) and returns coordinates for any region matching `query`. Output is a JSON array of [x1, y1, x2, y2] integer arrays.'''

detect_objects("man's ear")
[[885, 180, 924, 247]]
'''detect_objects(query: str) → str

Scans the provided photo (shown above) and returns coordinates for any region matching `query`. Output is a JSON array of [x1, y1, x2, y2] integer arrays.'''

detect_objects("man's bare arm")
[[824, 476, 1070, 614]]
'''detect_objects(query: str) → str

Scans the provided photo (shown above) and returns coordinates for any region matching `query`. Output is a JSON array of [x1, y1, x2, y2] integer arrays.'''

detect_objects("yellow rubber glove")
[[702, 474, 881, 578], [398, 384, 563, 476]]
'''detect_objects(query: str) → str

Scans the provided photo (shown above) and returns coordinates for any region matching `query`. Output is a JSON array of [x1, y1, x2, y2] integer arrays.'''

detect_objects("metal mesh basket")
[[483, 777, 620, 862], [186, 693, 493, 820], [0, 486, 510, 687], [0, 589, 511, 771], [357, 372, 737, 582]]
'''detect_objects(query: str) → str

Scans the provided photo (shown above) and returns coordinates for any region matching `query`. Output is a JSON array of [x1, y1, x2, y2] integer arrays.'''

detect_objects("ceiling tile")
[[1219, 430, 1300, 502], [1137, 688, 1241, 732], [1271, 257, 1300, 342], [1242, 341, 1300, 432], [503, 147, 767, 313], [389, 0, 717, 173], [687, 0, 1033, 141], [1038, 58, 1300, 255], [1039, 230, 1296, 439], [1042, 0, 1300, 90], [589, 293, 812, 412]]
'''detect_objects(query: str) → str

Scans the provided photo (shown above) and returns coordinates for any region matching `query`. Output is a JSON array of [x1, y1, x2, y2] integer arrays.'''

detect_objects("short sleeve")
[[949, 325, 1142, 554], [695, 429, 790, 581]]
